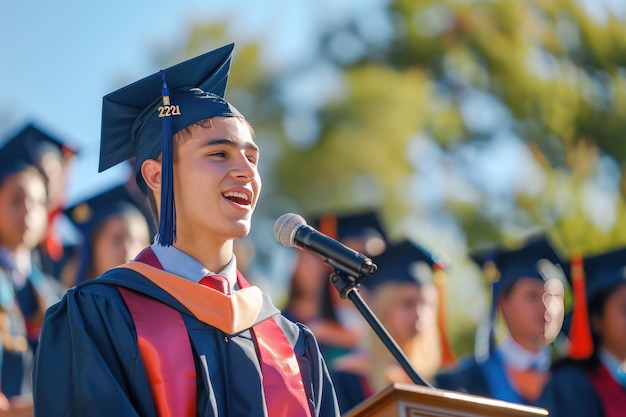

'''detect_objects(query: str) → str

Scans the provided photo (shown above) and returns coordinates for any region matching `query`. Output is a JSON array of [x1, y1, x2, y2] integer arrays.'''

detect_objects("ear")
[[141, 159, 162, 194]]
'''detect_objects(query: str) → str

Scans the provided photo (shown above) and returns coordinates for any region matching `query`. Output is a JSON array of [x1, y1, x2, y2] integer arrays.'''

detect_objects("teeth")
[[223, 191, 249, 200]]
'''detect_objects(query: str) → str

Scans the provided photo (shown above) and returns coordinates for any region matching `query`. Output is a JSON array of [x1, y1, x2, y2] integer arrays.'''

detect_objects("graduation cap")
[[565, 247, 626, 359], [312, 210, 388, 258], [0, 124, 54, 183], [0, 146, 32, 183], [99, 43, 243, 246], [471, 235, 563, 301], [363, 240, 439, 291], [0, 123, 78, 173], [470, 235, 564, 361], [581, 248, 626, 302], [65, 184, 148, 283]]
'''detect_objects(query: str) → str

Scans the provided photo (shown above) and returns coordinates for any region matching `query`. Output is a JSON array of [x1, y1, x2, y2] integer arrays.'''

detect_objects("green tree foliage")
[[178, 0, 626, 354]]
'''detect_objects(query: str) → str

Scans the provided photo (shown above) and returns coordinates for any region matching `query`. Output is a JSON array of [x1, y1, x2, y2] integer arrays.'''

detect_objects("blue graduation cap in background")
[[563, 247, 626, 360], [0, 122, 77, 183], [0, 142, 32, 183], [312, 209, 389, 258], [99, 43, 243, 246], [581, 247, 626, 302], [1, 123, 77, 168], [471, 235, 562, 301], [363, 239, 439, 292], [65, 184, 147, 283], [470, 235, 564, 361]]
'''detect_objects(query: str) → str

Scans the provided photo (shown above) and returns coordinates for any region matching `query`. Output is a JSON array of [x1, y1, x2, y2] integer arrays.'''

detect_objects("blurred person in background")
[[281, 248, 329, 326], [330, 239, 455, 414], [539, 247, 626, 417], [435, 235, 566, 406], [303, 210, 389, 367], [0, 123, 78, 281], [0, 143, 57, 416], [60, 184, 151, 287]]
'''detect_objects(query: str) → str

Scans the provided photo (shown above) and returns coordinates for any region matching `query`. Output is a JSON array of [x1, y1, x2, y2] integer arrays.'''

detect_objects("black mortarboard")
[[0, 145, 31, 183], [65, 184, 147, 283], [561, 247, 626, 360], [471, 235, 562, 301], [0, 122, 77, 183], [0, 160, 32, 184], [1, 122, 78, 167], [581, 247, 626, 302], [311, 210, 388, 258], [362, 239, 440, 292], [98, 43, 243, 246]]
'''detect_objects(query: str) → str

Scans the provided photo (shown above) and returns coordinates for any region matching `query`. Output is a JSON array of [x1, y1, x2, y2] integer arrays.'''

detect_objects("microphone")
[[274, 213, 377, 278]]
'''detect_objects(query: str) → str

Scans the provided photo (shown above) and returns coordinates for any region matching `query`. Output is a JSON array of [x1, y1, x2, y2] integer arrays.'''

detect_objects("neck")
[[173, 236, 233, 273], [510, 334, 544, 354], [602, 346, 626, 364]]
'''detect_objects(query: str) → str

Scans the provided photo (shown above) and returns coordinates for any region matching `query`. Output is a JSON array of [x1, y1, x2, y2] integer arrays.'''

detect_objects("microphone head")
[[274, 213, 307, 248]]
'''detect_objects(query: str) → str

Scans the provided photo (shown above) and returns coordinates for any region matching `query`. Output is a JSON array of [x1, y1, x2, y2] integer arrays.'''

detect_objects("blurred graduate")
[[1, 123, 78, 280], [0, 131, 71, 415], [435, 235, 566, 406], [60, 183, 151, 287], [305, 210, 389, 366], [32, 44, 340, 416], [538, 247, 626, 417], [331, 239, 455, 414]]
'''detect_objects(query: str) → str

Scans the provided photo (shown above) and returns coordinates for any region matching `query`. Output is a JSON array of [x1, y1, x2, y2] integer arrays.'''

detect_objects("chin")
[[230, 222, 251, 238]]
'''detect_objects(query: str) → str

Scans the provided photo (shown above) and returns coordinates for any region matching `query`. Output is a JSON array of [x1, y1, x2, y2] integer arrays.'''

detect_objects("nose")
[[231, 152, 256, 180]]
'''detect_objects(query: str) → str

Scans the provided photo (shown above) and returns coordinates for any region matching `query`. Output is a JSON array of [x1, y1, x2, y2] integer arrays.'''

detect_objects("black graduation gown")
[[537, 360, 604, 417], [329, 369, 371, 415], [33, 267, 340, 417], [434, 355, 491, 398]]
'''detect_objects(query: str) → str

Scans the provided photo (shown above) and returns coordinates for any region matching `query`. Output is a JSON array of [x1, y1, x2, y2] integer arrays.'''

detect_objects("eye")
[[209, 151, 227, 158]]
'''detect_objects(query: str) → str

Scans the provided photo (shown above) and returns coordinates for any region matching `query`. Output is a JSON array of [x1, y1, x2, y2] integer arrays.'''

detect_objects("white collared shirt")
[[498, 335, 551, 371], [599, 348, 626, 385], [150, 240, 239, 291]]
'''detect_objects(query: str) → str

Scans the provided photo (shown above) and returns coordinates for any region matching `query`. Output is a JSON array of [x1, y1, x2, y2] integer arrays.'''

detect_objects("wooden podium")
[[344, 382, 549, 417]]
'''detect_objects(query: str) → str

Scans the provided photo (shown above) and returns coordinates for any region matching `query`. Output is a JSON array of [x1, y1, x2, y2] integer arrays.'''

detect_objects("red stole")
[[120, 247, 311, 417], [587, 364, 626, 417]]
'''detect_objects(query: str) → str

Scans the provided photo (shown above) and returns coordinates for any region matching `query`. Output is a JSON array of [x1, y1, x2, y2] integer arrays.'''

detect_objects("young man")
[[33, 43, 340, 417], [435, 235, 566, 406]]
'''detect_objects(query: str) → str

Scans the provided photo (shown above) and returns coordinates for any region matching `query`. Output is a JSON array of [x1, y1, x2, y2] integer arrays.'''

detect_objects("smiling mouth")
[[223, 191, 251, 205]]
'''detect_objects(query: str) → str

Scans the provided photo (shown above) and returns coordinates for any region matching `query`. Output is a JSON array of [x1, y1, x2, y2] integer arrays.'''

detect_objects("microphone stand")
[[328, 267, 433, 388]]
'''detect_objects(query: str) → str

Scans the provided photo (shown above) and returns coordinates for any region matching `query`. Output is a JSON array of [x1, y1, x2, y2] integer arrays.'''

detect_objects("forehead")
[[509, 277, 546, 294], [180, 117, 255, 144]]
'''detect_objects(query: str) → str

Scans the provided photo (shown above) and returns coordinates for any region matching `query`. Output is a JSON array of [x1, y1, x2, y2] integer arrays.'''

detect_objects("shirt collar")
[[149, 240, 238, 290], [497, 335, 551, 371], [0, 246, 30, 288], [599, 348, 626, 384]]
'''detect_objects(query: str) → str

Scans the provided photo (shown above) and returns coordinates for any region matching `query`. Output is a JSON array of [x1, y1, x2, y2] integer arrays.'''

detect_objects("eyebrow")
[[200, 138, 259, 152]]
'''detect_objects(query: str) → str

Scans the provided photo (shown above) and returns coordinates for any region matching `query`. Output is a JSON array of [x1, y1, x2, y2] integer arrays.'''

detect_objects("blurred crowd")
[[1, 121, 625, 416]]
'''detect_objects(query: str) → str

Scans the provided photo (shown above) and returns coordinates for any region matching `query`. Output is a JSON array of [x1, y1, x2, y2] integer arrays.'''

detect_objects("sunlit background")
[[2, 0, 625, 354]]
